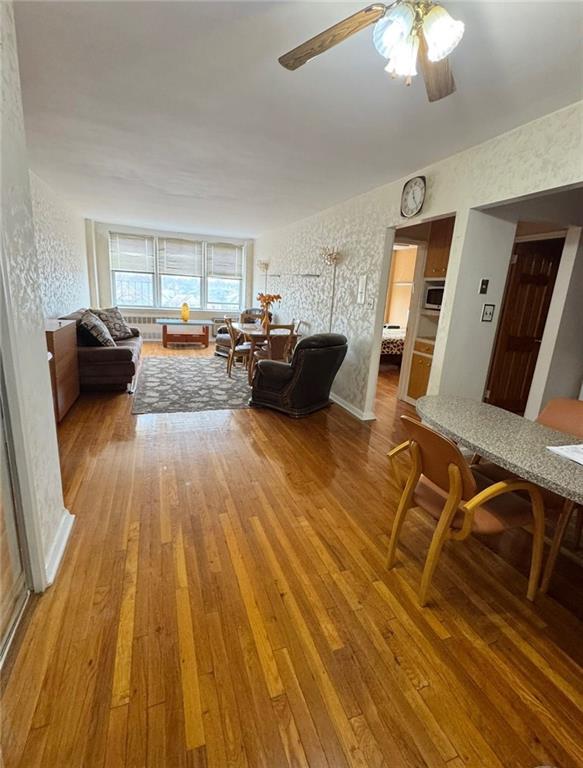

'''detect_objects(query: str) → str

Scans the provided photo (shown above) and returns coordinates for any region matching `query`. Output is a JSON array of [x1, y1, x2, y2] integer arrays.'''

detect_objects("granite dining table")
[[416, 395, 583, 505]]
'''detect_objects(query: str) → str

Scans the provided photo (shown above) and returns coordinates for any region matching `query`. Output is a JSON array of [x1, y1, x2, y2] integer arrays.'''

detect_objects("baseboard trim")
[[45, 508, 75, 586], [330, 393, 376, 421]]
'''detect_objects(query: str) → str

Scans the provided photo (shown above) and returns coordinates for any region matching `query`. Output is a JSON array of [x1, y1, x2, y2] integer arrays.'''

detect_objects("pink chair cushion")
[[412, 469, 538, 535]]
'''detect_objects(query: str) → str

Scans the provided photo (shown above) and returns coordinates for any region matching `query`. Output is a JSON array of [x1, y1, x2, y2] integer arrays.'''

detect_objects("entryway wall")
[[1, 3, 72, 592], [435, 188, 583, 417], [525, 227, 583, 417]]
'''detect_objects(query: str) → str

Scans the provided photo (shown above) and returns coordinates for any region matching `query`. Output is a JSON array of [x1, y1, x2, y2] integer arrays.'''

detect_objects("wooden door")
[[407, 353, 432, 400], [424, 217, 455, 278], [485, 238, 564, 414]]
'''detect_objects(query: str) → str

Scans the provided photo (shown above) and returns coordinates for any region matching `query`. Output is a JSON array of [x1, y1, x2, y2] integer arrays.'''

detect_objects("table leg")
[[203, 326, 209, 348], [162, 324, 168, 348]]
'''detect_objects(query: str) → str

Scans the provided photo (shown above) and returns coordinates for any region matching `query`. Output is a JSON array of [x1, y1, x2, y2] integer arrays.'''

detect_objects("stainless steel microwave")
[[423, 281, 445, 310]]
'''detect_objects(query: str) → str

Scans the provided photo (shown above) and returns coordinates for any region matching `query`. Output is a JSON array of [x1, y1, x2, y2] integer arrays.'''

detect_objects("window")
[[206, 242, 244, 310], [109, 233, 245, 310], [110, 234, 155, 307], [158, 237, 203, 308]]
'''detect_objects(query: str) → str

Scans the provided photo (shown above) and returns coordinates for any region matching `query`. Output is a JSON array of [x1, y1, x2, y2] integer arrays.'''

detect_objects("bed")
[[380, 325, 406, 366]]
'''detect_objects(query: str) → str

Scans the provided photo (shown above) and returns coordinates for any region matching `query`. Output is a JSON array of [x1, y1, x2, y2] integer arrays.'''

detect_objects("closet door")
[[0, 398, 28, 660]]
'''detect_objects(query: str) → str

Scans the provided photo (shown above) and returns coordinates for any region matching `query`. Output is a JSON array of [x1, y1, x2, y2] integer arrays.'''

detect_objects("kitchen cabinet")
[[424, 216, 455, 278], [407, 352, 432, 401]]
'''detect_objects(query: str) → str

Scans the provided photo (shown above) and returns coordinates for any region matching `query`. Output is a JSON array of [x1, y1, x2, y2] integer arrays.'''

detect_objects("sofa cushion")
[[59, 308, 101, 346], [91, 306, 133, 341], [78, 335, 142, 365], [80, 310, 116, 347]]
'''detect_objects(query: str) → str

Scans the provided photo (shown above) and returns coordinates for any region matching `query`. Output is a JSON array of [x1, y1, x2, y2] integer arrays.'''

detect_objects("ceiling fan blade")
[[279, 4, 386, 71], [418, 36, 456, 102]]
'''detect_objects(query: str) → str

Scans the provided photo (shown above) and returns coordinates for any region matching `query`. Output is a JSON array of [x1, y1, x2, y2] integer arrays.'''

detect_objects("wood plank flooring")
[[1, 345, 582, 767]]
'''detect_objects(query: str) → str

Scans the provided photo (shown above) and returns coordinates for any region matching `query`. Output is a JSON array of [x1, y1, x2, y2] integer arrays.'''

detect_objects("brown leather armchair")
[[250, 333, 347, 418]]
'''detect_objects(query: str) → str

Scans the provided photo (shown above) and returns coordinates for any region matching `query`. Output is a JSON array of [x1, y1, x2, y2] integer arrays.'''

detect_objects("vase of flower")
[[180, 302, 190, 322], [257, 292, 281, 329]]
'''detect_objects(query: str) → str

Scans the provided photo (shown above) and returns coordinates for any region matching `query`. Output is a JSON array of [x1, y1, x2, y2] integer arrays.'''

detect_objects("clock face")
[[401, 176, 426, 218]]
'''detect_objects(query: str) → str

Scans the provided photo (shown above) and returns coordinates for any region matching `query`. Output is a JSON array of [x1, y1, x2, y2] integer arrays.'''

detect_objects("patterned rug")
[[132, 356, 250, 414]]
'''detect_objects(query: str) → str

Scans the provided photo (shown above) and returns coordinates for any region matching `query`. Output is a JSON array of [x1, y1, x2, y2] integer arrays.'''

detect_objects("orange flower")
[[257, 292, 282, 308]]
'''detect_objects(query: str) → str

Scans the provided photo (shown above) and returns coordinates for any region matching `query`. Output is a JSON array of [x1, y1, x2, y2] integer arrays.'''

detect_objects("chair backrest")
[[223, 317, 240, 349], [240, 307, 270, 324], [537, 398, 583, 438], [401, 415, 477, 500], [266, 324, 295, 361], [285, 334, 347, 406]]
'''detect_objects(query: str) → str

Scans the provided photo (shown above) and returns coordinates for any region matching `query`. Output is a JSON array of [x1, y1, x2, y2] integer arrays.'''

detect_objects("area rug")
[[132, 356, 250, 414]]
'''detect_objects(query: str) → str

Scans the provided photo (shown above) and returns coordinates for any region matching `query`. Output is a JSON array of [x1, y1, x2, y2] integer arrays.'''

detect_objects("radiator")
[[123, 314, 163, 341]]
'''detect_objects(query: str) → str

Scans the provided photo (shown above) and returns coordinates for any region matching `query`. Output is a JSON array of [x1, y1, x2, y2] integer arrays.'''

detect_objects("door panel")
[[486, 238, 564, 414]]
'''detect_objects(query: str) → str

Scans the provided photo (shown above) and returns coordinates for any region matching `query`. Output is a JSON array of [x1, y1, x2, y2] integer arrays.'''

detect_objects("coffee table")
[[155, 319, 213, 348]]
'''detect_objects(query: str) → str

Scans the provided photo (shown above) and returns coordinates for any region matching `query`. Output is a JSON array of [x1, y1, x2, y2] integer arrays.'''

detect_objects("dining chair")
[[224, 317, 252, 378], [472, 398, 583, 592], [387, 415, 545, 606], [249, 324, 295, 383]]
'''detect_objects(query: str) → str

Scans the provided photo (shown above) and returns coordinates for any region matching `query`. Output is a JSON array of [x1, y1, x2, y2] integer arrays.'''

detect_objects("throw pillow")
[[91, 307, 133, 341], [80, 310, 116, 347]]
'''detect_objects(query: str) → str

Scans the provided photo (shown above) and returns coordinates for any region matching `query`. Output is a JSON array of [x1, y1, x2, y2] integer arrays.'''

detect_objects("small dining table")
[[232, 322, 298, 383], [416, 395, 583, 505]]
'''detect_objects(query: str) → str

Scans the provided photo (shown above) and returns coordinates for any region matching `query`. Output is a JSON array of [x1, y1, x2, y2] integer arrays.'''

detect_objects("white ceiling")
[[15, 1, 583, 237]]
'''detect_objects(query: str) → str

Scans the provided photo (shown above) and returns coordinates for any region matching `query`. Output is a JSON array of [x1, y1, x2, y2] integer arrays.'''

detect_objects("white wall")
[[30, 172, 89, 317], [435, 211, 517, 399], [525, 228, 583, 418], [0, 3, 73, 588], [255, 101, 583, 416]]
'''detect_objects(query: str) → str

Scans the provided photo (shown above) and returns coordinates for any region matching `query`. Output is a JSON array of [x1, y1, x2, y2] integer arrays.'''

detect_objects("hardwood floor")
[[2, 344, 582, 767]]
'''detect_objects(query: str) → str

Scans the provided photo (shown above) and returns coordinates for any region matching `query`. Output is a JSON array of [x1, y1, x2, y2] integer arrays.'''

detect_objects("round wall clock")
[[401, 176, 426, 218]]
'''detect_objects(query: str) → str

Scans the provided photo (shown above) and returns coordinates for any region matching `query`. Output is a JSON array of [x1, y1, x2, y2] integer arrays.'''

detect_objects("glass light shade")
[[373, 3, 416, 59], [422, 5, 464, 62], [385, 32, 419, 78]]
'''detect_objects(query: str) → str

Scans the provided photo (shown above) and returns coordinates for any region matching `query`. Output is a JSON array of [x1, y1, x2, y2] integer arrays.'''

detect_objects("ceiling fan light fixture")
[[373, 3, 415, 59], [385, 31, 419, 79], [422, 5, 464, 62]]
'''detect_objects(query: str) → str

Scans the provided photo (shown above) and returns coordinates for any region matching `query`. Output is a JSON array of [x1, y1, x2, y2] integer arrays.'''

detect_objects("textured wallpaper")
[[1, 3, 69, 568], [255, 101, 583, 416], [30, 172, 89, 318]]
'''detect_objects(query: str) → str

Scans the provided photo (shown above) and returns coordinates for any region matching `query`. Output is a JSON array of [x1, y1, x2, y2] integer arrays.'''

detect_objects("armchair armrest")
[[457, 479, 545, 541], [255, 359, 295, 386], [387, 440, 411, 489]]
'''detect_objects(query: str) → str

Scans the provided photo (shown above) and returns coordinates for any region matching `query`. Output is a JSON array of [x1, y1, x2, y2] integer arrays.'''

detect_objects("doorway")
[[485, 236, 564, 414]]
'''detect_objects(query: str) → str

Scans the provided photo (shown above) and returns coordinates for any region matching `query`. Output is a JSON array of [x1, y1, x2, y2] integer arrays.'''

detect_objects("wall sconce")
[[320, 247, 340, 267]]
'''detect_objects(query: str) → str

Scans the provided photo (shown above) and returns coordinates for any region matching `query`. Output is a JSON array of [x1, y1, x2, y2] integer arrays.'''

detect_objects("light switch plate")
[[481, 304, 495, 322], [357, 274, 367, 305], [479, 278, 489, 295]]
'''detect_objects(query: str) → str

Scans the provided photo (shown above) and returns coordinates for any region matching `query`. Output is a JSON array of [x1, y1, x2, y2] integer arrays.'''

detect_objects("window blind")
[[158, 238, 203, 276], [207, 242, 243, 278], [109, 233, 155, 272]]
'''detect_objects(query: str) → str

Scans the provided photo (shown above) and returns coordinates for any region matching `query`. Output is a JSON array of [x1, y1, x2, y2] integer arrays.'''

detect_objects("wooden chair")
[[224, 317, 252, 378], [472, 398, 583, 593], [249, 324, 295, 383], [387, 415, 545, 606]]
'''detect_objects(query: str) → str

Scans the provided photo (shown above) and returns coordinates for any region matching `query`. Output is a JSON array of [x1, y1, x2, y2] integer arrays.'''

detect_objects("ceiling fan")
[[279, 1, 464, 102]]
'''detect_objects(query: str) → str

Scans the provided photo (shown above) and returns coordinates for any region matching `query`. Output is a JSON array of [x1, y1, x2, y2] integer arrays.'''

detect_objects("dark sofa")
[[60, 309, 143, 392]]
